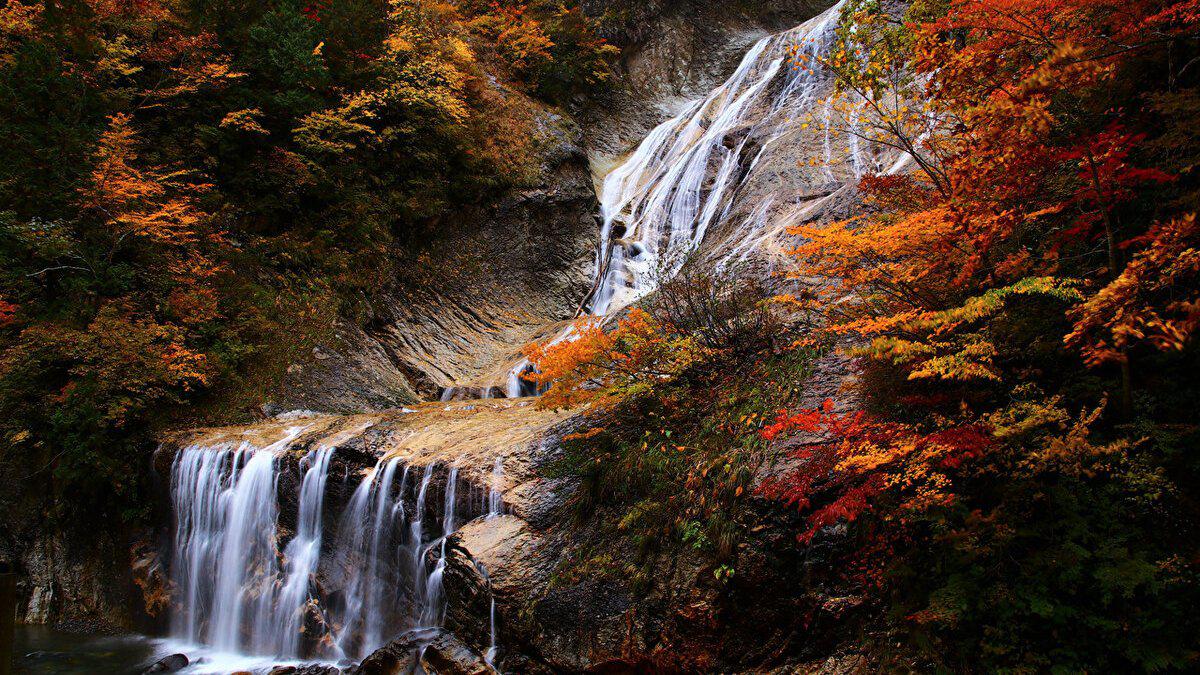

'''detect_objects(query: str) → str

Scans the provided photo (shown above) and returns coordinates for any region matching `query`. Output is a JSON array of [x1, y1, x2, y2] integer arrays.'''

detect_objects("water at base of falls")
[[168, 428, 506, 668]]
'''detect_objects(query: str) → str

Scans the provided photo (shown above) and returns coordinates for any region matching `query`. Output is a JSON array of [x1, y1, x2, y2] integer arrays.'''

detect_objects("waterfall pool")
[[13, 626, 345, 674], [14, 625, 156, 674]]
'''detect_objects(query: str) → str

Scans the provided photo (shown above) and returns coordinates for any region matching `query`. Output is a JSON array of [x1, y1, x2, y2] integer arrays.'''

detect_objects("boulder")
[[141, 653, 188, 673], [269, 665, 340, 675], [353, 628, 495, 675]]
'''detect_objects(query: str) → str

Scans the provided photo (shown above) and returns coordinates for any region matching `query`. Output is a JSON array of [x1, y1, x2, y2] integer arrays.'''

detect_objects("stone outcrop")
[[0, 457, 157, 633], [352, 628, 496, 675], [141, 653, 189, 674], [270, 100, 599, 411]]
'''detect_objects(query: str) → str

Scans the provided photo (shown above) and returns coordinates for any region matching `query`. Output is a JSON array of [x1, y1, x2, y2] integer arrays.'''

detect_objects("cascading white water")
[[589, 0, 858, 315], [277, 446, 336, 658], [488, 457, 504, 519], [330, 457, 404, 660], [169, 426, 308, 656], [169, 430, 486, 666], [487, 594, 498, 664], [419, 466, 459, 628], [505, 0, 883, 395], [473, 561, 500, 668], [329, 459, 469, 659], [408, 463, 435, 617]]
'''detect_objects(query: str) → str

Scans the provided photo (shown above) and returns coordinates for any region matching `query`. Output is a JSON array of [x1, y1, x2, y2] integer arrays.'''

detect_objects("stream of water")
[[160, 423, 508, 672], [504, 0, 874, 396]]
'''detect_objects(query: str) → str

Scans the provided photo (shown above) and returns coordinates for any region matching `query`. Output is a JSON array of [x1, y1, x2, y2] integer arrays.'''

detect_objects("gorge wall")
[[265, 0, 848, 413]]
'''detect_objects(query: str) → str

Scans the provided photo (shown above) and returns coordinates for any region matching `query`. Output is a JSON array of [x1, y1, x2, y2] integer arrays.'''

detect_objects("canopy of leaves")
[[762, 0, 1200, 669]]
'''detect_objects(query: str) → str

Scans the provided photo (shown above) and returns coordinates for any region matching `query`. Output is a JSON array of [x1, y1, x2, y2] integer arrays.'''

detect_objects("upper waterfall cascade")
[[505, 0, 891, 396], [165, 1, 888, 669], [589, 2, 851, 316]]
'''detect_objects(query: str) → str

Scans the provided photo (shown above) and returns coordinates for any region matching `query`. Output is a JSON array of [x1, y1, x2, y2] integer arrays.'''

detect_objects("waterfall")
[[408, 463, 435, 617], [488, 457, 504, 518], [505, 0, 882, 394], [169, 426, 308, 656], [170, 429, 481, 665], [505, 358, 535, 399], [277, 446, 336, 658], [163, 2, 887, 668], [474, 561, 500, 668], [330, 457, 406, 660], [419, 466, 459, 628], [590, 1, 855, 316]]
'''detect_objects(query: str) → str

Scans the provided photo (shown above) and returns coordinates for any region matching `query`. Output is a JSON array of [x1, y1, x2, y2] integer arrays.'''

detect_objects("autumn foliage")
[[525, 263, 780, 409], [523, 308, 713, 409], [0, 0, 614, 523], [757, 0, 1200, 668]]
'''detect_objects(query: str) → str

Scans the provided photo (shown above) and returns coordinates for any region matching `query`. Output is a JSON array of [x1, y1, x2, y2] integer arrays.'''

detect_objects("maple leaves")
[[0, 1, 39, 66], [764, 0, 1200, 665], [293, 0, 475, 156], [524, 263, 779, 408], [466, 2, 554, 75], [759, 400, 992, 543], [81, 113, 210, 251], [524, 308, 712, 409], [1067, 214, 1200, 365], [0, 299, 17, 327], [791, 0, 1200, 389]]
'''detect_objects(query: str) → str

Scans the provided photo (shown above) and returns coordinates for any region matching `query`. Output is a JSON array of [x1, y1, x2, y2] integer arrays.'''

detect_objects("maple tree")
[[526, 262, 780, 409], [524, 308, 712, 409], [755, 0, 1200, 668]]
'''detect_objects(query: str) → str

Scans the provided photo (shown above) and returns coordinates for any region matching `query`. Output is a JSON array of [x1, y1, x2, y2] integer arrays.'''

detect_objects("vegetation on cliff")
[[0, 0, 614, 524], [529, 0, 1200, 669], [533, 266, 809, 584]]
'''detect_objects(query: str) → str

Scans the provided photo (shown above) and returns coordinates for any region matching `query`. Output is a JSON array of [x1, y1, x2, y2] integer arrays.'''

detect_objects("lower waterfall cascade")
[[163, 0, 900, 670], [168, 424, 507, 668]]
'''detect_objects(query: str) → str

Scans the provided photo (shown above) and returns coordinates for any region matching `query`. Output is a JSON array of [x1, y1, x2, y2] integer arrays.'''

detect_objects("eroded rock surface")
[[352, 627, 496, 675], [272, 105, 599, 410]]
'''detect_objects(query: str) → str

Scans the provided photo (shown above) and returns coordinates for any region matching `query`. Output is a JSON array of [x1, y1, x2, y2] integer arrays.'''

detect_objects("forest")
[[527, 0, 1200, 669], [1, 0, 1199, 672]]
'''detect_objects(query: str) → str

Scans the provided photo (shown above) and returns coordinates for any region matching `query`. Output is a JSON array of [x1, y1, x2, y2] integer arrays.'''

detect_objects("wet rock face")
[[0, 430, 173, 635], [579, 0, 836, 158], [269, 665, 341, 675], [272, 105, 599, 411], [141, 652, 188, 673]]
